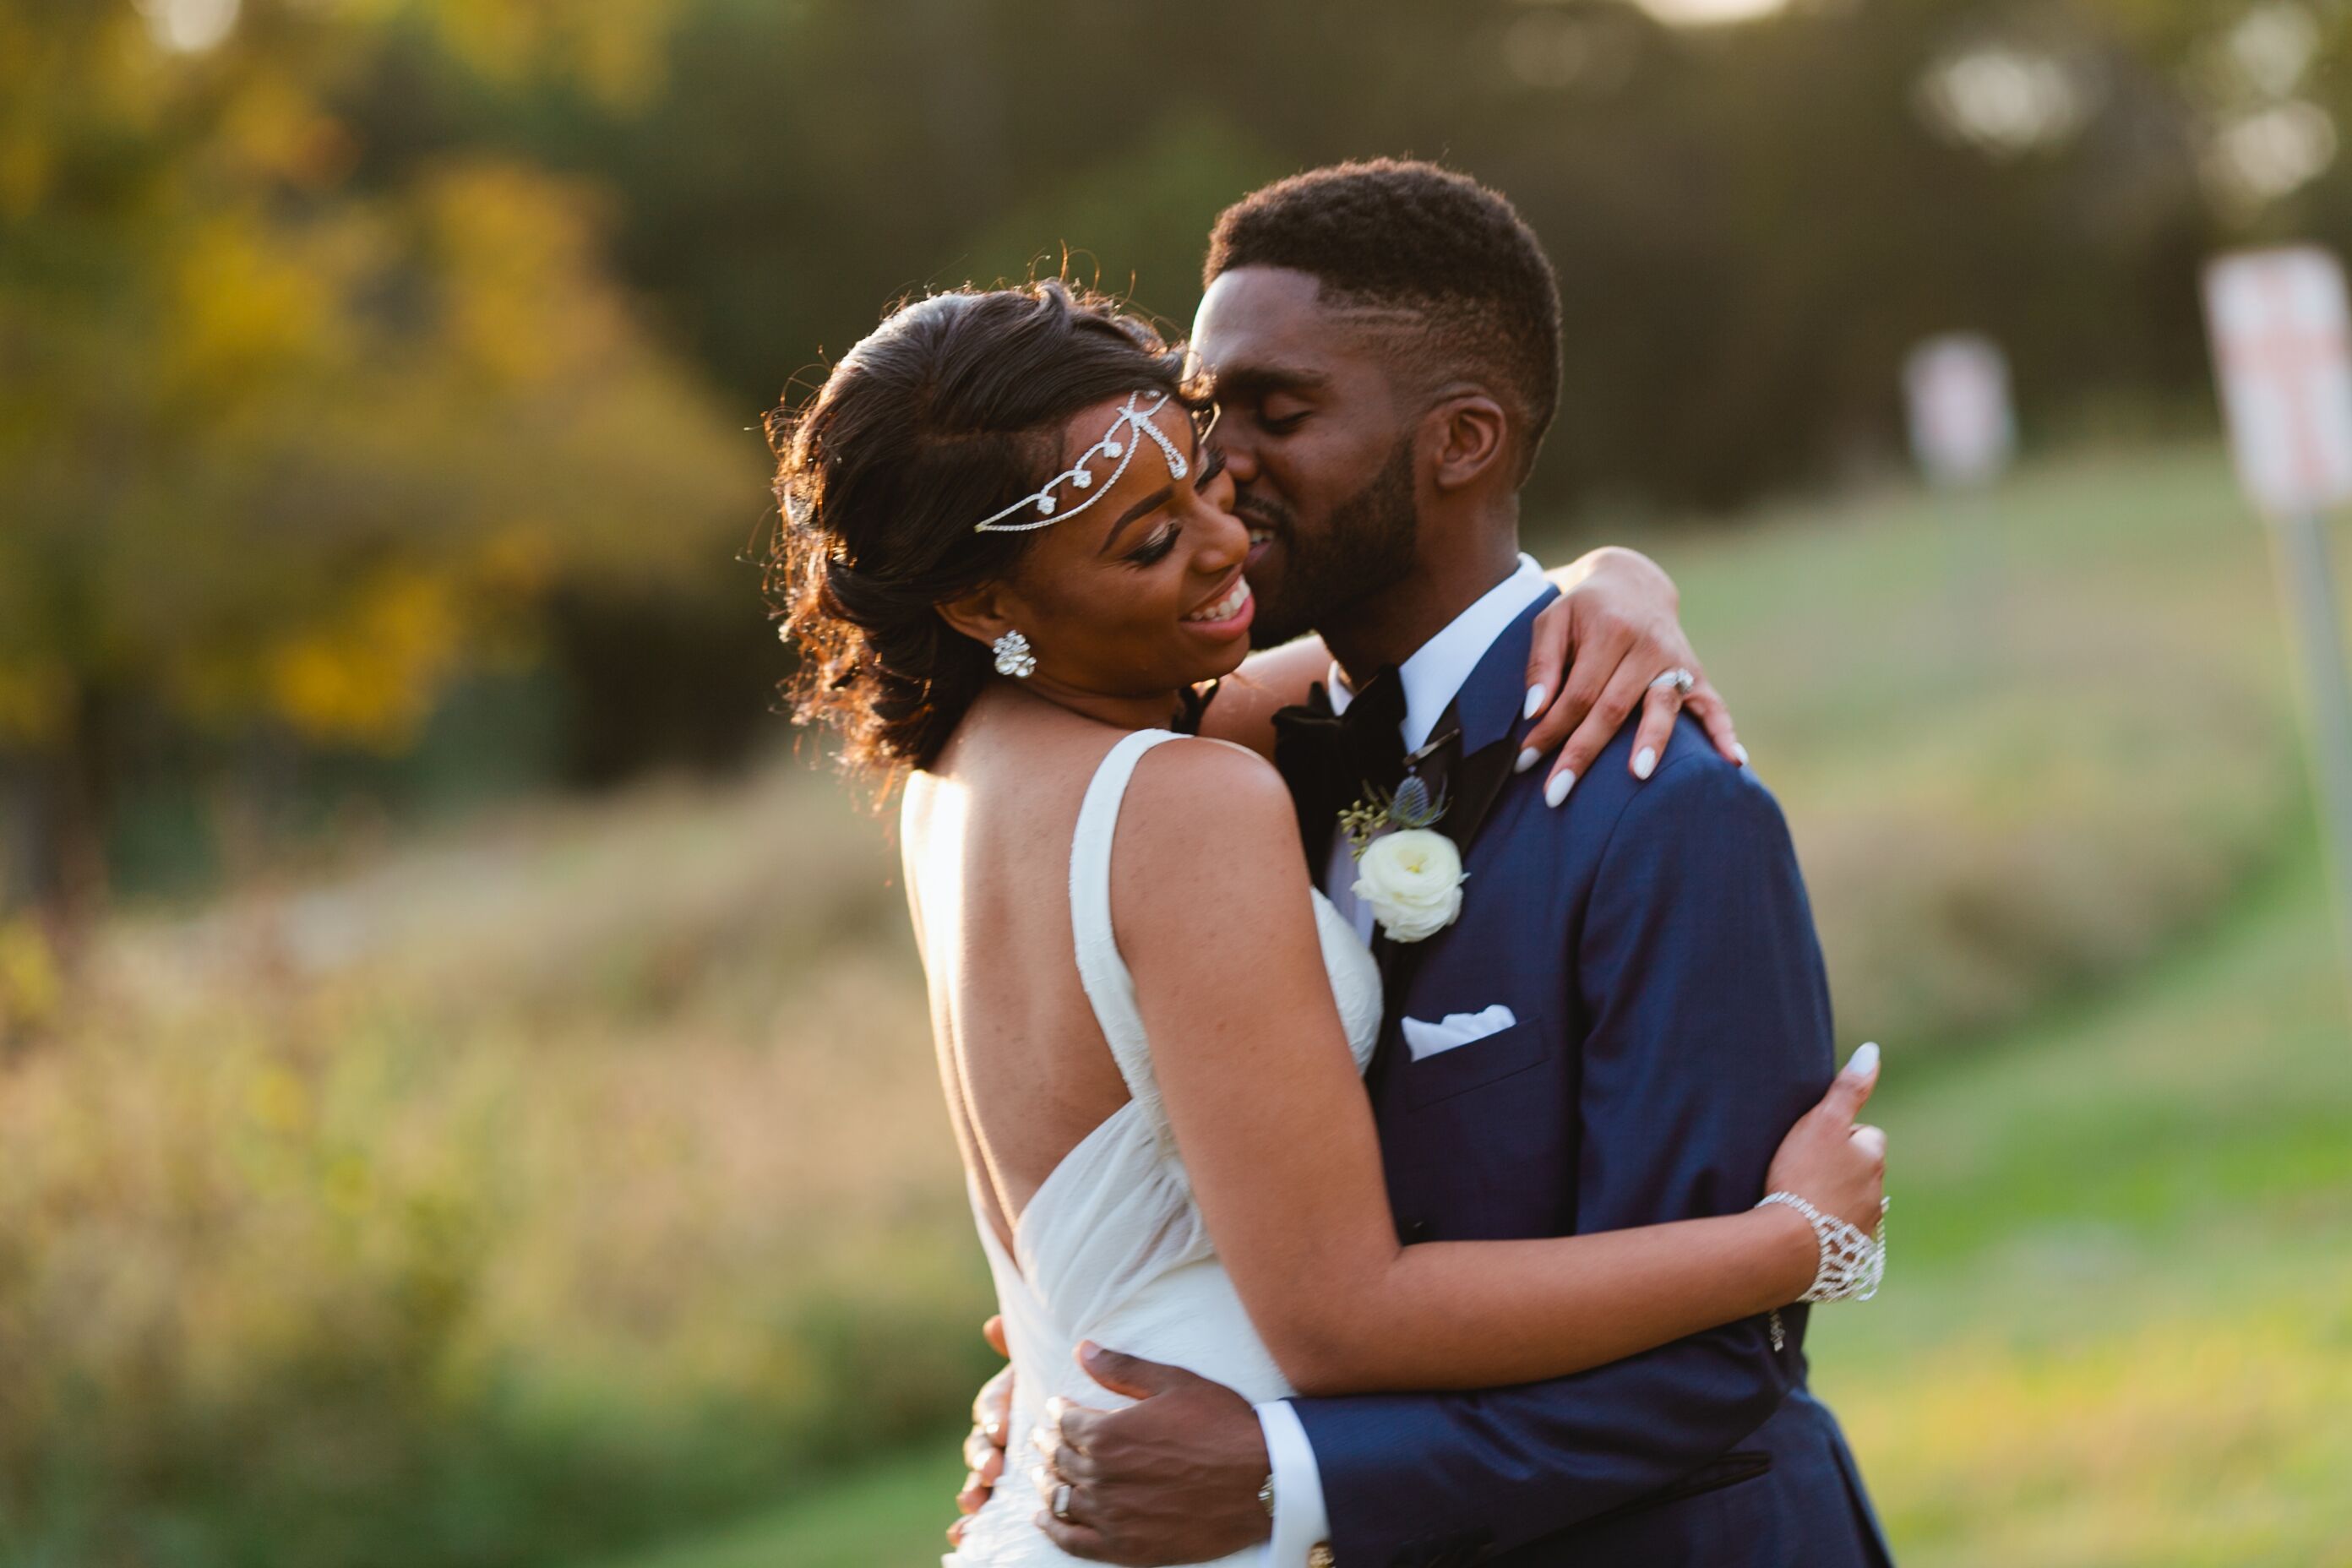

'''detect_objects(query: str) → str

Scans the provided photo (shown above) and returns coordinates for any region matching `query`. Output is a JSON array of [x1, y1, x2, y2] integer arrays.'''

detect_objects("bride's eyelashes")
[[1118, 434, 1225, 569], [1123, 520, 1181, 569]]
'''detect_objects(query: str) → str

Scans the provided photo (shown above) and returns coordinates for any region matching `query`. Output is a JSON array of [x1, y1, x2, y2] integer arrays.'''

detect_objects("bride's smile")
[[1180, 572, 1254, 634]]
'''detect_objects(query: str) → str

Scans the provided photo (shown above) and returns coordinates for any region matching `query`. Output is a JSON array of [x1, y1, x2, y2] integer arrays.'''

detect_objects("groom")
[[973, 161, 1892, 1567]]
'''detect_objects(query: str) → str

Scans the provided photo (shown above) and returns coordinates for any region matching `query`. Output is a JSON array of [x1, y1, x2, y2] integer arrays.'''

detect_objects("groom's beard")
[[1244, 433, 1419, 649]]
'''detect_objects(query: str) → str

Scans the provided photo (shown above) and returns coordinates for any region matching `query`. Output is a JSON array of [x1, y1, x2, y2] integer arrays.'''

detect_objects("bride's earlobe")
[[935, 586, 1037, 678], [938, 585, 1016, 656]]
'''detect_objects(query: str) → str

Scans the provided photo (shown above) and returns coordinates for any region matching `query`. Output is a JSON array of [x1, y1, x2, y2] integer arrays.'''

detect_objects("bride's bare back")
[[901, 686, 1145, 1258]]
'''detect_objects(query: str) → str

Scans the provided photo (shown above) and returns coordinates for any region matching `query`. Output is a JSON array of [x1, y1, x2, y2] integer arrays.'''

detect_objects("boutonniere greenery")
[[1340, 776, 1467, 944]]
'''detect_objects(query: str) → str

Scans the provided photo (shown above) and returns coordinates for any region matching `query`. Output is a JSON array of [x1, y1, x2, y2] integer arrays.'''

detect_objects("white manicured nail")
[[1633, 746, 1657, 780], [1515, 747, 1539, 774], [1544, 770, 1575, 808], [1846, 1042, 1880, 1078], [1523, 683, 1547, 721], [1734, 743, 1750, 767]]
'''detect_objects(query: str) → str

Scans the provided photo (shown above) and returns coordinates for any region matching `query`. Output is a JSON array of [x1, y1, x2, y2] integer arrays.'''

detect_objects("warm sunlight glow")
[[1916, 45, 2093, 157], [1639, 0, 1787, 25], [135, 0, 240, 54], [2209, 100, 2339, 205]]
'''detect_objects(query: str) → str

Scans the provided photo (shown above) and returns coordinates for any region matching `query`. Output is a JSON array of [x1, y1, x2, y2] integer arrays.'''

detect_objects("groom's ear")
[[1425, 392, 1510, 494]]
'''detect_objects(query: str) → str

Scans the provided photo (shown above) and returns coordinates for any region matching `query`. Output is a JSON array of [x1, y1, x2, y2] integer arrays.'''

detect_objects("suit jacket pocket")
[[1582, 1449, 1775, 1531], [1397, 1002, 1547, 1108]]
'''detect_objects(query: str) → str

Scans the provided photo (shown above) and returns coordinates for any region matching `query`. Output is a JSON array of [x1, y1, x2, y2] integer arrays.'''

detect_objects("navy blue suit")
[[1284, 592, 1892, 1568]]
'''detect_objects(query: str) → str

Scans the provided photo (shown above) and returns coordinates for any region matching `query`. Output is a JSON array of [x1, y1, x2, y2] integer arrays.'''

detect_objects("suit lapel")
[[1431, 717, 1516, 867], [1435, 585, 1555, 853]]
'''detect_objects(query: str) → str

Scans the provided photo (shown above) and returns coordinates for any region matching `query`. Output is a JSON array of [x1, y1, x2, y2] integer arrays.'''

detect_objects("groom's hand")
[[947, 1315, 1013, 1549], [1032, 1342, 1271, 1565]]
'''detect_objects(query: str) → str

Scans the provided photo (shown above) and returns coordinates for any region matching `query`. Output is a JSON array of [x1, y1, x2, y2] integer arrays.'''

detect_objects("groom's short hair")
[[1204, 160, 1562, 482]]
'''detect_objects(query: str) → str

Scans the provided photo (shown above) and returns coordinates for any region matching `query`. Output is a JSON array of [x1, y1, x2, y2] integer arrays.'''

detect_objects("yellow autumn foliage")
[[169, 213, 349, 395], [0, 660, 72, 745], [263, 569, 468, 750], [0, 0, 754, 836], [0, 913, 62, 1036]]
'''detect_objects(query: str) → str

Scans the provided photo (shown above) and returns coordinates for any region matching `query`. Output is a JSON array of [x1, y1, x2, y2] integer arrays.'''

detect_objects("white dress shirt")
[[1255, 553, 1552, 1567], [1320, 553, 1551, 943]]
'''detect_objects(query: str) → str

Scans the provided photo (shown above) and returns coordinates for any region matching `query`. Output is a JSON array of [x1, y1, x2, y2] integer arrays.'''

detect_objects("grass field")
[[1821, 847, 2352, 1568], [3, 442, 2344, 1566], [1630, 446, 2306, 1053]]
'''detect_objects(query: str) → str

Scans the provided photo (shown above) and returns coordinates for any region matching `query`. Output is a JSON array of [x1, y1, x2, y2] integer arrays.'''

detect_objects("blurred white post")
[[2204, 246, 2352, 998], [1904, 334, 2016, 490], [1904, 333, 2016, 640]]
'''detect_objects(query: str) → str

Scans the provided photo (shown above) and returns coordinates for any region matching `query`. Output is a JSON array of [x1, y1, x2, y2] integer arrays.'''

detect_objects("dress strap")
[[1069, 728, 1184, 1152]]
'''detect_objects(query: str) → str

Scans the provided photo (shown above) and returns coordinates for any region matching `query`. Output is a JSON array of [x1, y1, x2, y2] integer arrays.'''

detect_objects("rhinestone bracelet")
[[1757, 1190, 1886, 1304]]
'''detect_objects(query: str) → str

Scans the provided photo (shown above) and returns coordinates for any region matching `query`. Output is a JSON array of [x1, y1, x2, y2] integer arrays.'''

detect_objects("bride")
[[767, 281, 1886, 1567]]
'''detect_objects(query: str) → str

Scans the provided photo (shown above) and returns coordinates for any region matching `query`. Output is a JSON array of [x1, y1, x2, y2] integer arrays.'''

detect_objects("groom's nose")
[[1211, 432, 1261, 488]]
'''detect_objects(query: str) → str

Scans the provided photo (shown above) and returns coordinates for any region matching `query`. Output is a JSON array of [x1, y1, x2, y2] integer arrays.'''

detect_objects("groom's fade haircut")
[[1204, 159, 1562, 484]]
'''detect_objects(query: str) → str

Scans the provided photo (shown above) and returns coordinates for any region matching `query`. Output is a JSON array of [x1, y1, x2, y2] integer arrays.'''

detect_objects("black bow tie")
[[1271, 667, 1411, 866]]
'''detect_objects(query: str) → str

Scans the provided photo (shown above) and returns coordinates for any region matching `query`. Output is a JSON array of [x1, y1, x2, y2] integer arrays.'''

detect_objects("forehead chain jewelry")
[[972, 391, 1190, 533]]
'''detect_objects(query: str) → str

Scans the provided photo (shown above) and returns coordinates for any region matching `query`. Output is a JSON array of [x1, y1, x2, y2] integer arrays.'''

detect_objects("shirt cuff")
[[1255, 1399, 1331, 1568]]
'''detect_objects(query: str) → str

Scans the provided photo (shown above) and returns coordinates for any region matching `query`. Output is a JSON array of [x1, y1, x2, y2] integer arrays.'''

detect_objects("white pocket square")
[[1401, 1004, 1518, 1062]]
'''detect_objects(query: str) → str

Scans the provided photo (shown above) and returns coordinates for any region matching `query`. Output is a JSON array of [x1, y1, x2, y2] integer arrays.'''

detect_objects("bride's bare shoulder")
[[1111, 738, 1321, 972], [1119, 736, 1305, 873], [1133, 732, 1289, 802]]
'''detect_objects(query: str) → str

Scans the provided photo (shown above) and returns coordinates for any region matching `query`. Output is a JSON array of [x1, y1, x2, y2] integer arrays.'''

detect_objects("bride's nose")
[[1191, 501, 1249, 574]]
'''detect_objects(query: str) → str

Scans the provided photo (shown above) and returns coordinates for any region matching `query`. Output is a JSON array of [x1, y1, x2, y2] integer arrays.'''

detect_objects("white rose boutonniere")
[[1351, 828, 1467, 944]]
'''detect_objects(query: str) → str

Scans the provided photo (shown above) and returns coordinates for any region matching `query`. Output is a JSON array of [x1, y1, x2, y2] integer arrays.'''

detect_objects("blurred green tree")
[[0, 0, 753, 931]]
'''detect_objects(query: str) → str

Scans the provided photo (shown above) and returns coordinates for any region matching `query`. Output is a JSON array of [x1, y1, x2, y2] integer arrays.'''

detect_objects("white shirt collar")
[[1325, 553, 1549, 754]]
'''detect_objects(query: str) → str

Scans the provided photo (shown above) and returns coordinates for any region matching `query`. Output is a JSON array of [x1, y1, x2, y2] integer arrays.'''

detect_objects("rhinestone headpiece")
[[972, 390, 1190, 534]]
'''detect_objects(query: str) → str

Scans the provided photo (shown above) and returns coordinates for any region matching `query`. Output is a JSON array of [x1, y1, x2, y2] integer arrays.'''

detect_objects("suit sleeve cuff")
[[1256, 1399, 1331, 1567]]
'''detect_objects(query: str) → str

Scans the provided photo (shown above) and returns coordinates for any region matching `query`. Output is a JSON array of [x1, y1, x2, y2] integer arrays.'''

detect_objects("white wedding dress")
[[946, 729, 1385, 1567]]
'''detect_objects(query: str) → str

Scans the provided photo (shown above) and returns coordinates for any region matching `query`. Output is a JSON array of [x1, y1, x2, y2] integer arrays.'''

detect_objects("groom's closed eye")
[[1256, 398, 1312, 435], [1210, 366, 1325, 435], [1223, 389, 1313, 438]]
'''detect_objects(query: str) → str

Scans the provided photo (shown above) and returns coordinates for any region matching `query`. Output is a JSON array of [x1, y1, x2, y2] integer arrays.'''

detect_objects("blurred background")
[[3, 0, 2349, 1564]]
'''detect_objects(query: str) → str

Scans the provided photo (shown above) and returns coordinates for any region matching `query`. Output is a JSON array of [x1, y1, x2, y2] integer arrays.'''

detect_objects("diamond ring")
[[1648, 667, 1696, 696]]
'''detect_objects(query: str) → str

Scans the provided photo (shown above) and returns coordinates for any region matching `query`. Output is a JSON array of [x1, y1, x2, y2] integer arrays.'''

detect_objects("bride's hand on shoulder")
[[1764, 1043, 1887, 1236], [1519, 546, 1744, 801]]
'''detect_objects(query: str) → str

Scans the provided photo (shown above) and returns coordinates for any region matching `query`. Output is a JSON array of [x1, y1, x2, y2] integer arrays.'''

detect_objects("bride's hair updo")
[[765, 281, 1190, 781]]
